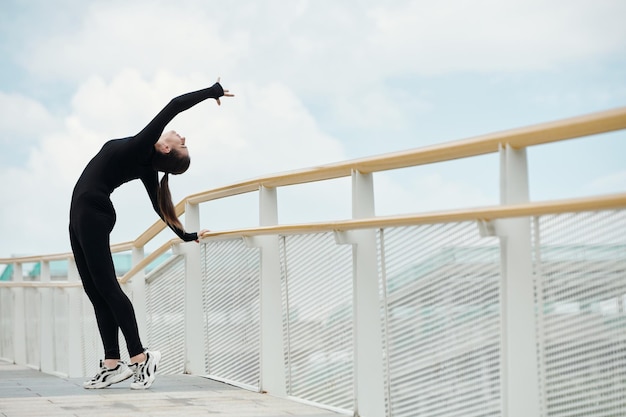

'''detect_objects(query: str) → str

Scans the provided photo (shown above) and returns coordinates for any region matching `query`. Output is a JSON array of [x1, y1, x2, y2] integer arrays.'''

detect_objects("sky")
[[1, 0, 625, 258]]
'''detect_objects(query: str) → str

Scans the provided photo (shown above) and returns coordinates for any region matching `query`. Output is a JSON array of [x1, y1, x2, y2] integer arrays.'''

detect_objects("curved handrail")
[[118, 238, 180, 284], [3, 192, 625, 287], [134, 106, 626, 248], [2, 106, 625, 266], [198, 192, 626, 239], [0, 241, 136, 266]]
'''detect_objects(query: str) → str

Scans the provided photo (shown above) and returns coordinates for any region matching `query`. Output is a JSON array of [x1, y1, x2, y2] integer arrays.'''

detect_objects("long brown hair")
[[152, 148, 190, 231]]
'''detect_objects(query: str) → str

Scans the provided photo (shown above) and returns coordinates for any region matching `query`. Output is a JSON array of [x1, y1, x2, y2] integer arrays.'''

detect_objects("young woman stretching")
[[69, 77, 233, 389]]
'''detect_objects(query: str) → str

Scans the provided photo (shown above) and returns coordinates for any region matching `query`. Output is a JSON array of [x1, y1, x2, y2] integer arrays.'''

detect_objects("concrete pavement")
[[0, 360, 342, 417]]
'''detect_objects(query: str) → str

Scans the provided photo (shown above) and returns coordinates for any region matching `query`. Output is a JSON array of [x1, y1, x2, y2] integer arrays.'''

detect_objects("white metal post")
[[12, 261, 26, 365], [39, 260, 54, 373], [183, 201, 206, 374], [498, 144, 540, 417], [257, 185, 286, 395], [66, 257, 84, 377], [350, 170, 386, 417], [130, 246, 147, 341]]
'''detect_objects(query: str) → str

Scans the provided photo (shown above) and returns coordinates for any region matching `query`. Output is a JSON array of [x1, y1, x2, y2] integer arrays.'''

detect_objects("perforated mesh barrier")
[[380, 223, 502, 417], [146, 255, 186, 375], [280, 233, 354, 410], [533, 210, 626, 417], [0, 288, 14, 359], [24, 287, 40, 368], [81, 291, 103, 377], [2, 208, 626, 417], [52, 288, 69, 375], [201, 239, 261, 388]]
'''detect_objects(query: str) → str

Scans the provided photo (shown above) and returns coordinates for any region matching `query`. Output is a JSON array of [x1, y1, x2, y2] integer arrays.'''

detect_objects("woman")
[[69, 78, 233, 390]]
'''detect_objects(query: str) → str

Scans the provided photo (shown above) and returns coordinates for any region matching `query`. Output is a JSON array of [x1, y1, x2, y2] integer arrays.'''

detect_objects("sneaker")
[[83, 360, 133, 389], [130, 350, 161, 390]]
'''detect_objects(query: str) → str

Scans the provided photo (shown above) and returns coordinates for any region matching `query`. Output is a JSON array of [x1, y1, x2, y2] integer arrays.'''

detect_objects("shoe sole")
[[83, 368, 133, 389], [130, 351, 161, 390]]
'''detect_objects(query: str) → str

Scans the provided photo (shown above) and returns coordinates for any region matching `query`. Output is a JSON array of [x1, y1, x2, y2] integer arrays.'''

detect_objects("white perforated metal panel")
[[146, 255, 185, 375], [280, 232, 354, 410], [52, 288, 69, 375], [78, 282, 137, 376], [24, 288, 40, 368], [380, 223, 502, 417], [201, 239, 261, 388], [533, 210, 626, 417], [0, 288, 14, 360], [118, 283, 133, 364], [81, 291, 103, 377]]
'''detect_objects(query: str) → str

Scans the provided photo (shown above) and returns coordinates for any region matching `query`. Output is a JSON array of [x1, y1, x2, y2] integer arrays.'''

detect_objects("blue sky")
[[1, 0, 625, 257]]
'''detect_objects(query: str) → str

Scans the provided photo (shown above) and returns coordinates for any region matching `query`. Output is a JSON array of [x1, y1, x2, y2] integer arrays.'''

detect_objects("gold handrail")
[[0, 252, 72, 264], [2, 107, 625, 266], [3, 192, 625, 287], [118, 238, 180, 284], [132, 106, 626, 247], [199, 192, 626, 239]]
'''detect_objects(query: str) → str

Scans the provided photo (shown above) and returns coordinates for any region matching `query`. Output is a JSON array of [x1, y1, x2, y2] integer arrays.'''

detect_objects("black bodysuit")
[[69, 82, 224, 359]]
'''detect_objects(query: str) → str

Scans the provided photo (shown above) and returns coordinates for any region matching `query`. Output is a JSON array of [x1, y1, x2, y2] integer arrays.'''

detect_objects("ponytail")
[[157, 172, 184, 231], [152, 147, 190, 232]]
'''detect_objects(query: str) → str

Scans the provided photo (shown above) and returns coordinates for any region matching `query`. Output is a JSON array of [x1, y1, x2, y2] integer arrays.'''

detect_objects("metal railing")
[[1, 107, 625, 417]]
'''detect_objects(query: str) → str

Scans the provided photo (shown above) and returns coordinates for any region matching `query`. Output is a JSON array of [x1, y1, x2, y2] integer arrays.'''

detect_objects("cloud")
[[583, 170, 626, 195], [375, 171, 496, 217], [0, 92, 59, 143], [16, 0, 626, 92], [330, 89, 432, 130], [18, 1, 247, 84], [366, 0, 626, 75], [2, 0, 624, 259], [10, 0, 626, 145], [0, 71, 346, 257]]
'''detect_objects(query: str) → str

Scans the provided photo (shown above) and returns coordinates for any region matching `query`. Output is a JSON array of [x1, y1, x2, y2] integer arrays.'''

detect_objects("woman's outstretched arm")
[[132, 78, 233, 151]]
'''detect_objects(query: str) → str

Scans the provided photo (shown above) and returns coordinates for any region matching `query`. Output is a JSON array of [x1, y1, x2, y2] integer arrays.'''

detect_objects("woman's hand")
[[195, 229, 211, 243], [216, 77, 234, 106]]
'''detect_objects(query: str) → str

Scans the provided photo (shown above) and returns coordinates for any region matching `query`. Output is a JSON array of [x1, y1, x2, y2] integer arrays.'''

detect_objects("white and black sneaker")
[[83, 360, 133, 389], [130, 350, 161, 390]]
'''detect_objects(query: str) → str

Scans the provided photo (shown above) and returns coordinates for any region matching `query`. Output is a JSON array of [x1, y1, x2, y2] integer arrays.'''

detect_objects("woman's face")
[[159, 130, 189, 157]]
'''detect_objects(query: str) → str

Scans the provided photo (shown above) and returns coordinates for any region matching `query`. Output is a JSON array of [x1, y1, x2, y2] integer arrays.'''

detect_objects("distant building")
[[0, 252, 168, 281]]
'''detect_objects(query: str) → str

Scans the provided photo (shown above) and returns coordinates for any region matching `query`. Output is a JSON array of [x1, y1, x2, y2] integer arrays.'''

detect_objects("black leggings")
[[69, 196, 144, 360]]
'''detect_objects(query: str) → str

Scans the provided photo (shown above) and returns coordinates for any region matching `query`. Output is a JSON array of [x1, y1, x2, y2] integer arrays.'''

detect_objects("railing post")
[[66, 257, 84, 377], [183, 201, 206, 374], [498, 144, 540, 417], [351, 170, 386, 417], [39, 260, 54, 373], [12, 261, 26, 366], [257, 185, 286, 396], [130, 246, 147, 340]]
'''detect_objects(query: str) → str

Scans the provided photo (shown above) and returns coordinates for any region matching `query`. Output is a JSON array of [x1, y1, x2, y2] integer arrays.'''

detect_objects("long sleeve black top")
[[70, 82, 225, 241]]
